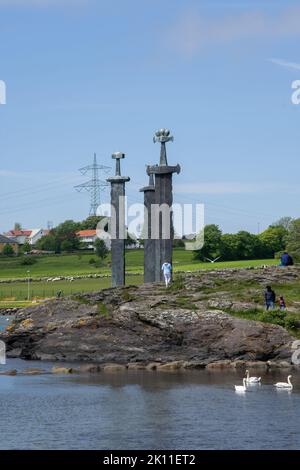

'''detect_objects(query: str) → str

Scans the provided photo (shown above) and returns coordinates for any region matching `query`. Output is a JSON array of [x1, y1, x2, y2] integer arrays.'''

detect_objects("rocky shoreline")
[[1, 267, 300, 369]]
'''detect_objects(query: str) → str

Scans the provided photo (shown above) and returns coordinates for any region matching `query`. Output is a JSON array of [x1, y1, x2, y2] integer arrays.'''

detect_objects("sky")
[[1, 0, 300, 234]]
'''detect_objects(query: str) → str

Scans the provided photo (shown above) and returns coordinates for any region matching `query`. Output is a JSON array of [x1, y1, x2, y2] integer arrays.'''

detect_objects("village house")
[[76, 229, 98, 249], [0, 234, 19, 255], [4, 228, 50, 246]]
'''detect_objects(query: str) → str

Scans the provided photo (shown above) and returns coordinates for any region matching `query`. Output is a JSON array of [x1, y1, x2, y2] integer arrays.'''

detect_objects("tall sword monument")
[[107, 152, 130, 287]]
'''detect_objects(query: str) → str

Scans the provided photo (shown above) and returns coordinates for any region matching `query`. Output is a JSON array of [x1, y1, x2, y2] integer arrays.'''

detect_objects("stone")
[[146, 362, 159, 370], [127, 363, 146, 370], [52, 367, 73, 374], [157, 361, 184, 371], [22, 368, 47, 375], [103, 364, 127, 372], [78, 364, 102, 374], [1, 268, 298, 365], [0, 369, 17, 376], [206, 360, 233, 369], [107, 152, 130, 287], [183, 361, 207, 369], [291, 340, 300, 350], [244, 361, 268, 369]]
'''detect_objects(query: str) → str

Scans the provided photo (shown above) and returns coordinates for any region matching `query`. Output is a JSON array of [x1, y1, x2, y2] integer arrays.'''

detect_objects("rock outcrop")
[[1, 267, 299, 366]]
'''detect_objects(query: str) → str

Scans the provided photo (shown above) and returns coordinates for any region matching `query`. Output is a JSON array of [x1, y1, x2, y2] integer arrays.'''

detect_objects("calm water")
[[0, 317, 300, 450]]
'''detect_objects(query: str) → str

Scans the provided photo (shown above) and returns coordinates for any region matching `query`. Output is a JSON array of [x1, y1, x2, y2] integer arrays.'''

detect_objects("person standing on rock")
[[162, 261, 172, 287], [279, 296, 286, 310], [264, 285, 276, 310], [280, 252, 294, 267]]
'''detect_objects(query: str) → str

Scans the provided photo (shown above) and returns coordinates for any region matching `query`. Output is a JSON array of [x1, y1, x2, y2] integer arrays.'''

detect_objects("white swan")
[[245, 369, 261, 384], [235, 378, 247, 392], [274, 375, 293, 390]]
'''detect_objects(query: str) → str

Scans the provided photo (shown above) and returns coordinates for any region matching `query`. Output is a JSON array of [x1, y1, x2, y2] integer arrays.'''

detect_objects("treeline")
[[194, 217, 300, 262], [36, 216, 104, 253]]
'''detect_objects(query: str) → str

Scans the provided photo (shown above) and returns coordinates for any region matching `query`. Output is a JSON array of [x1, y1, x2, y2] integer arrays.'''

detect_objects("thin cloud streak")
[[268, 58, 300, 71], [167, 6, 300, 57]]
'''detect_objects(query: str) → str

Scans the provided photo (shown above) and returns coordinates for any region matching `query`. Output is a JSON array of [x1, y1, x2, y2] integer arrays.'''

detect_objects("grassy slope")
[[0, 249, 278, 303], [0, 249, 278, 280]]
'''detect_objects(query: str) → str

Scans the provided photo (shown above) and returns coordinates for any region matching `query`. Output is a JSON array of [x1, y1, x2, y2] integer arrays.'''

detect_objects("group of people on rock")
[[162, 251, 295, 312], [264, 286, 286, 311], [265, 251, 294, 310]]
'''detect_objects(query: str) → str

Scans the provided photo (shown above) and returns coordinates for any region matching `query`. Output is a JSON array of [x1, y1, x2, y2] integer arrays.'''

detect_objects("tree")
[[14, 222, 22, 231], [272, 216, 293, 230], [36, 233, 58, 252], [194, 224, 222, 261], [61, 239, 75, 252], [94, 238, 109, 260], [36, 220, 80, 253], [80, 216, 105, 230], [232, 231, 264, 259], [220, 233, 240, 261], [2, 244, 14, 256], [125, 232, 137, 247], [22, 241, 31, 253], [286, 218, 300, 261], [259, 225, 288, 257]]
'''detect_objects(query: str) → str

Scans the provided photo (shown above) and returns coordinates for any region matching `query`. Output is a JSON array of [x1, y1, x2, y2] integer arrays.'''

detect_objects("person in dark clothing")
[[265, 285, 276, 310], [280, 252, 294, 267], [279, 296, 286, 310]]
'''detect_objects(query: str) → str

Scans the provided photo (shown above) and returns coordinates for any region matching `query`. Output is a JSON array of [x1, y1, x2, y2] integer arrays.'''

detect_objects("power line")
[[74, 153, 111, 216]]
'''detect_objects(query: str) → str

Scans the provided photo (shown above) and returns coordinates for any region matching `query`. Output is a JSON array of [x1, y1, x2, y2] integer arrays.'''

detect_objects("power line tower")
[[75, 153, 111, 216]]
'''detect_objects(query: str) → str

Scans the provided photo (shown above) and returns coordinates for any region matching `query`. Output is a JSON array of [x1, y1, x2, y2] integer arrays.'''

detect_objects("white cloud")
[[167, 6, 300, 57], [268, 58, 300, 71]]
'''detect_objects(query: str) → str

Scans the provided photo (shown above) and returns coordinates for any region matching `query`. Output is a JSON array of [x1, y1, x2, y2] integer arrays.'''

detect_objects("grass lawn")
[[0, 275, 143, 302], [0, 249, 278, 280], [0, 249, 279, 307]]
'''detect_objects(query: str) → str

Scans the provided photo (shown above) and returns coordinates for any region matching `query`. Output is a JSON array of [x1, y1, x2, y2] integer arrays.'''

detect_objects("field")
[[0, 249, 279, 305]]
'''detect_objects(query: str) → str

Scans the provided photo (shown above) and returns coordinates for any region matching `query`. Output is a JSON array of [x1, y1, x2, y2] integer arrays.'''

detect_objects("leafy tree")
[[14, 222, 22, 230], [36, 233, 59, 252], [220, 233, 240, 261], [125, 232, 137, 247], [259, 225, 288, 257], [36, 220, 80, 253], [80, 216, 105, 230], [94, 238, 109, 260], [272, 216, 293, 230], [61, 239, 75, 252], [194, 224, 222, 261], [2, 244, 14, 256], [286, 218, 300, 261], [232, 231, 264, 260], [22, 241, 31, 253]]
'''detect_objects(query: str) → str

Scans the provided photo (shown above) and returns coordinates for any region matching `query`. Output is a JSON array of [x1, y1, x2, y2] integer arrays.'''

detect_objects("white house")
[[4, 229, 50, 246], [76, 230, 98, 249]]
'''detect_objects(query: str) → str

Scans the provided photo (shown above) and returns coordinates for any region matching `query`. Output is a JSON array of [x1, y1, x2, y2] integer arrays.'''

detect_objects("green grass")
[[220, 307, 300, 337], [0, 275, 143, 303], [0, 249, 278, 280]]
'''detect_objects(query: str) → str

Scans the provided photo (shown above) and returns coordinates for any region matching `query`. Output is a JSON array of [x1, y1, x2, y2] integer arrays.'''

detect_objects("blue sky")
[[1, 0, 300, 234]]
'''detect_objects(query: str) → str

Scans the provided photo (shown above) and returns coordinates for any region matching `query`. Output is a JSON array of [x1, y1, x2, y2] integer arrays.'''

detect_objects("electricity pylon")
[[75, 153, 111, 216]]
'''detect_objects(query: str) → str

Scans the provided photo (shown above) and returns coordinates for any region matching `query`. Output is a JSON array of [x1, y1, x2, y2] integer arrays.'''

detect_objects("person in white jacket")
[[161, 261, 172, 287]]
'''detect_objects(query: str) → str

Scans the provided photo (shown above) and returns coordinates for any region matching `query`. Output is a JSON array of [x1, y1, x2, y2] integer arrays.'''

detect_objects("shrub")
[[20, 257, 37, 266]]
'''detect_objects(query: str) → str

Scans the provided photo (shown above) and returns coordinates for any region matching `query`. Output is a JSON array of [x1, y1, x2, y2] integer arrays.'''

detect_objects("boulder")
[[22, 368, 47, 375], [103, 364, 127, 372], [206, 360, 233, 369], [52, 367, 73, 374], [0, 369, 17, 376], [157, 361, 185, 371]]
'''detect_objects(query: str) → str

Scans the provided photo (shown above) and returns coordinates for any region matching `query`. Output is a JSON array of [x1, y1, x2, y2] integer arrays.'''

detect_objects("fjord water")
[[0, 319, 299, 450]]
